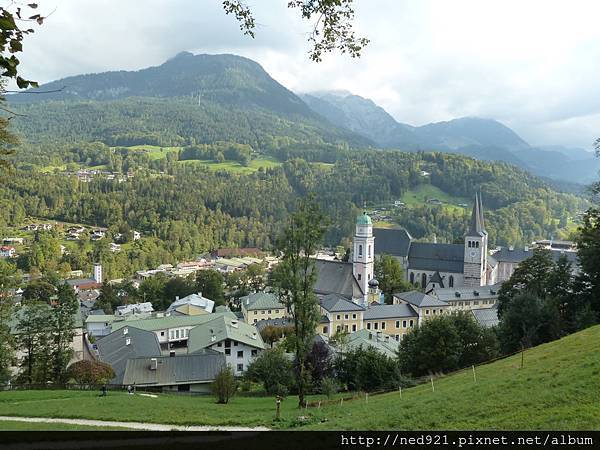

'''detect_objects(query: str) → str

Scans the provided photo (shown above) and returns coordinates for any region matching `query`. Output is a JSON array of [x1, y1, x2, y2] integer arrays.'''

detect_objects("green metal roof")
[[241, 292, 284, 311], [356, 212, 372, 225], [85, 314, 116, 324], [346, 329, 400, 358], [111, 313, 228, 332], [187, 315, 265, 353]]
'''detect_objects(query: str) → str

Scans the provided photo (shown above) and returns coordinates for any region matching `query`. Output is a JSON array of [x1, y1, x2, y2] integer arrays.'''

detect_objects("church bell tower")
[[464, 192, 488, 287], [353, 211, 375, 304]]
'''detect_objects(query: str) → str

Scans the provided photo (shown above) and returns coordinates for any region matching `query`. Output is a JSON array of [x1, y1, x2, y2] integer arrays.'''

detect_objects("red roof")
[[214, 248, 263, 258]]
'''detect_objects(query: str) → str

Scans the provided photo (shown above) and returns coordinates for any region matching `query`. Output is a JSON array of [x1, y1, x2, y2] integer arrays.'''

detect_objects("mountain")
[[303, 91, 599, 184], [8, 53, 373, 148]]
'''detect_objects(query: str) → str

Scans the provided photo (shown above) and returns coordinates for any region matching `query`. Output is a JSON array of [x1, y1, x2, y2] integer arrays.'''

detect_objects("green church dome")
[[356, 212, 372, 225]]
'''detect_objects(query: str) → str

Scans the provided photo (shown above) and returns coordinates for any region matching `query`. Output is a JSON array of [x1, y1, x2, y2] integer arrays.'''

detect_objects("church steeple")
[[353, 210, 374, 306], [467, 192, 485, 237], [478, 190, 486, 234]]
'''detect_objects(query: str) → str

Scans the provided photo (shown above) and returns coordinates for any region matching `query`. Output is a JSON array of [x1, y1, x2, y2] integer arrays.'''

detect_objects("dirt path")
[[0, 415, 270, 431]]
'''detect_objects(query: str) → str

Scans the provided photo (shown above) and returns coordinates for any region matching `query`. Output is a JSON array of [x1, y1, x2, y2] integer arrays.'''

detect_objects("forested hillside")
[[0, 53, 588, 280]]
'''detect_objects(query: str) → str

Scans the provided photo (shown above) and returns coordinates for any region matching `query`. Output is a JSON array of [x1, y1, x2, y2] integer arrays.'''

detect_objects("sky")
[[14, 0, 600, 149]]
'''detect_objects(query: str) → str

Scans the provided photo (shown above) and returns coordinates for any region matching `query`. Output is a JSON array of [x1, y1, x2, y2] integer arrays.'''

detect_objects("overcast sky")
[[15, 0, 600, 148]]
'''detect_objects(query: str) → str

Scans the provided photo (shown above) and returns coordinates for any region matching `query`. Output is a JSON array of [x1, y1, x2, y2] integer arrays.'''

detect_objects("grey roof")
[[472, 307, 499, 328], [373, 228, 412, 258], [467, 192, 485, 237], [187, 315, 265, 353], [122, 352, 225, 387], [313, 259, 362, 297], [394, 290, 449, 308], [319, 293, 365, 313], [240, 292, 283, 311], [97, 326, 162, 384], [432, 283, 502, 303], [254, 317, 293, 332], [492, 247, 578, 265], [167, 293, 215, 314], [363, 303, 417, 320], [345, 330, 401, 358], [408, 242, 465, 273], [429, 271, 445, 287]]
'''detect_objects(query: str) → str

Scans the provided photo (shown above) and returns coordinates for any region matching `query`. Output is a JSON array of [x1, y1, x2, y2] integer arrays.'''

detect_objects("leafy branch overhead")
[[0, 3, 47, 88], [223, 0, 369, 62]]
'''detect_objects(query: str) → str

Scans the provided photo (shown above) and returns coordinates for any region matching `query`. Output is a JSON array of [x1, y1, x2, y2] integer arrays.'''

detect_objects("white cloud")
[[15, 0, 600, 148]]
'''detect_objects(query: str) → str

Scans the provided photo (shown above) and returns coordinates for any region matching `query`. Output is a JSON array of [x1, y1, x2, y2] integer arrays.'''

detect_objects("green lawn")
[[119, 145, 182, 161], [306, 325, 600, 430], [1, 326, 598, 430], [401, 184, 469, 209], [178, 156, 282, 174]]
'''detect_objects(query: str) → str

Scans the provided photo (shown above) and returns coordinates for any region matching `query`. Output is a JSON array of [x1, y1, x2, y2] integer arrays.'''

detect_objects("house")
[[313, 260, 364, 300], [187, 315, 265, 376], [132, 231, 141, 241], [85, 314, 116, 337], [240, 292, 285, 324], [431, 284, 502, 311], [0, 246, 16, 258], [3, 237, 24, 245], [110, 243, 121, 252], [96, 326, 163, 384], [116, 302, 154, 316], [492, 246, 578, 283], [363, 303, 418, 341], [318, 293, 365, 337], [166, 293, 215, 316], [122, 352, 226, 393], [393, 291, 450, 326]]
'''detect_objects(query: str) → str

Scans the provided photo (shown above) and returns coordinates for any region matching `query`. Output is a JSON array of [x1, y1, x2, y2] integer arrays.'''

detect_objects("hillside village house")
[[240, 292, 286, 324], [0, 246, 16, 258], [393, 291, 451, 326], [166, 293, 215, 316], [491, 245, 578, 283], [318, 293, 365, 337], [363, 303, 418, 341]]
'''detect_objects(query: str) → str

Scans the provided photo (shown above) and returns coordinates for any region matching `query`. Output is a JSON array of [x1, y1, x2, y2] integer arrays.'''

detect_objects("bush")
[[67, 360, 115, 386], [335, 346, 405, 392], [245, 348, 294, 396], [211, 366, 237, 404], [319, 377, 339, 399]]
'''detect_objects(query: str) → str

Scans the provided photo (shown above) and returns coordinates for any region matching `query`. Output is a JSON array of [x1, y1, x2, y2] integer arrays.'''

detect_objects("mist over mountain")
[[303, 91, 599, 184]]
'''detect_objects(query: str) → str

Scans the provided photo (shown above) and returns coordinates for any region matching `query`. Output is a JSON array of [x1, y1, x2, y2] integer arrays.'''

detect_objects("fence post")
[[472, 365, 477, 383], [340, 397, 343, 406], [430, 377, 435, 392], [399, 386, 402, 399], [366, 393, 368, 404], [521, 345, 525, 369], [275, 395, 281, 420]]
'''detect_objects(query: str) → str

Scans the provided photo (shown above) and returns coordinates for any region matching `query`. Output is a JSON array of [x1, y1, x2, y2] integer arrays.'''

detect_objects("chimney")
[[251, 332, 257, 340], [150, 358, 157, 370], [123, 327, 128, 335], [524, 245, 529, 252], [125, 337, 131, 346], [175, 296, 179, 301]]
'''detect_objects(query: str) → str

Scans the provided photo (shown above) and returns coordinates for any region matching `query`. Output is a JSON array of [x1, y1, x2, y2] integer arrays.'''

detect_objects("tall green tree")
[[15, 302, 51, 384], [272, 197, 326, 407], [195, 270, 225, 306], [49, 284, 78, 383], [374, 254, 411, 304]]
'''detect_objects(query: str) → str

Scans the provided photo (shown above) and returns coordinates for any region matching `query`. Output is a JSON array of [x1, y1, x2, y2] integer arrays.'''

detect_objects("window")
[[344, 314, 349, 320], [449, 275, 454, 288], [425, 309, 430, 315], [421, 273, 427, 288], [395, 335, 400, 341], [254, 319, 257, 323], [323, 326, 328, 334], [358, 273, 362, 280], [261, 310, 265, 315], [366, 322, 371, 330], [237, 364, 244, 372], [175, 329, 180, 339], [225, 349, 231, 355], [217, 342, 222, 347], [474, 300, 479, 305], [254, 311, 257, 315], [233, 341, 238, 346], [225, 340, 231, 348], [268, 310, 272, 314], [410, 272, 415, 284], [336, 314, 341, 320], [251, 349, 258, 356], [237, 350, 244, 358], [409, 320, 414, 327], [374, 322, 379, 330], [160, 331, 165, 336], [275, 310, 279, 313], [395, 321, 400, 328], [476, 241, 479, 248], [468, 241, 472, 248], [381, 322, 386, 330], [336, 325, 341, 332], [352, 314, 356, 319], [359, 244, 363, 256], [344, 325, 349, 332], [403, 320, 407, 328], [352, 324, 357, 332], [368, 245, 371, 256]]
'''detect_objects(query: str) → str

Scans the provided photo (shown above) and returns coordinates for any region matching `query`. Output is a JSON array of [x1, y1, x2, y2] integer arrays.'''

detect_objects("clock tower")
[[464, 192, 488, 287]]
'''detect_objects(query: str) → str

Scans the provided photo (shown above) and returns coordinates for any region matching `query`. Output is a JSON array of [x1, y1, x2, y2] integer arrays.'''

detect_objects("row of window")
[[456, 299, 496, 306], [366, 319, 415, 331], [357, 244, 372, 257], [467, 241, 480, 248], [167, 328, 189, 340], [253, 309, 281, 315], [409, 272, 455, 288], [336, 313, 358, 321], [424, 309, 446, 315]]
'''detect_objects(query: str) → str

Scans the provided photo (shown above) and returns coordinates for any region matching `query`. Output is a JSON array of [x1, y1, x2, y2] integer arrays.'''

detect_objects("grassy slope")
[[401, 184, 469, 209], [0, 420, 131, 431], [0, 326, 599, 430], [306, 324, 600, 430], [178, 156, 282, 174]]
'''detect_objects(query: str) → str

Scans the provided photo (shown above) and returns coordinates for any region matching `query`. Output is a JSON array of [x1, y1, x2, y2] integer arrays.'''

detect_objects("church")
[[314, 193, 498, 306]]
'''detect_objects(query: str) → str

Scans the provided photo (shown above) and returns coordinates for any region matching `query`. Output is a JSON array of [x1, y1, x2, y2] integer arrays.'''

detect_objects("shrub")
[[212, 365, 237, 404], [319, 376, 339, 399], [67, 360, 115, 386], [245, 348, 294, 396]]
